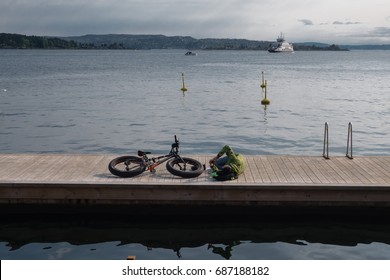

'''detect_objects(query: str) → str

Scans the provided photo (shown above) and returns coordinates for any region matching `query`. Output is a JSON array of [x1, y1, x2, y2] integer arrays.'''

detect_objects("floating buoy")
[[261, 80, 270, 105], [180, 73, 187, 92], [260, 72, 270, 105], [261, 98, 270, 105], [260, 71, 266, 89]]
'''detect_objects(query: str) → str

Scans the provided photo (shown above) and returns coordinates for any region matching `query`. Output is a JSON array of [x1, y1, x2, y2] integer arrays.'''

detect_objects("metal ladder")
[[322, 122, 329, 159], [322, 122, 353, 159], [346, 122, 353, 159]]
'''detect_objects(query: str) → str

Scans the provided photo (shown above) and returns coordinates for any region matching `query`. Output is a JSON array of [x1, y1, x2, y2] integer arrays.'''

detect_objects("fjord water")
[[1, 49, 390, 259], [1, 49, 390, 155]]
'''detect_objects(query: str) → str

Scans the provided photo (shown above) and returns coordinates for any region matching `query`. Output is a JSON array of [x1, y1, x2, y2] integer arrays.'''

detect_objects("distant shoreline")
[[1, 33, 390, 50]]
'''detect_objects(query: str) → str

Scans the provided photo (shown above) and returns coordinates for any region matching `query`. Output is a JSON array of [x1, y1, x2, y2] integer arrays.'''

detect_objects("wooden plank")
[[270, 156, 289, 183], [274, 156, 298, 183], [316, 157, 348, 184], [286, 156, 313, 184], [360, 157, 390, 184], [262, 156, 279, 183], [38, 155, 75, 181], [298, 157, 324, 184], [84, 155, 111, 182], [377, 157, 390, 183], [0, 154, 35, 179], [252, 156, 271, 183], [333, 157, 369, 184], [352, 157, 387, 185], [328, 158, 357, 184], [320, 158, 350, 184], [245, 156, 263, 183]]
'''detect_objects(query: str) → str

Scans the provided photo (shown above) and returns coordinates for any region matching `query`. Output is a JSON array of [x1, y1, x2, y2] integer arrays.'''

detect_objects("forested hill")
[[0, 33, 270, 50], [0, 33, 77, 49], [2, 32, 388, 50], [63, 34, 272, 50], [59, 34, 351, 50]]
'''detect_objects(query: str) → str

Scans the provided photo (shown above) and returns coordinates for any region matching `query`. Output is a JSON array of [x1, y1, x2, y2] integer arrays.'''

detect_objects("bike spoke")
[[121, 160, 143, 172], [175, 163, 183, 170], [174, 162, 192, 171]]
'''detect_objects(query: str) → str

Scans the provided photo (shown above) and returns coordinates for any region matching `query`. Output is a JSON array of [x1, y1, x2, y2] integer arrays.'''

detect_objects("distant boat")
[[268, 33, 294, 53], [185, 51, 197, 56]]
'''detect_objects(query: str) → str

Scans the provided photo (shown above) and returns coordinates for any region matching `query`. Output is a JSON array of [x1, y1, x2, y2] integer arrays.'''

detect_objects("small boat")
[[268, 33, 294, 53], [185, 51, 197, 56]]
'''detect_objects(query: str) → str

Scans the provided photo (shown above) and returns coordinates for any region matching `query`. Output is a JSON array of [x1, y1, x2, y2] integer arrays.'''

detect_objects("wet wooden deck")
[[1, 154, 390, 207]]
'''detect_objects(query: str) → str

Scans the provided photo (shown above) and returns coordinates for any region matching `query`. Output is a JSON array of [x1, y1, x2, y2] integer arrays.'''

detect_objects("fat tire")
[[108, 156, 146, 178], [166, 157, 203, 178]]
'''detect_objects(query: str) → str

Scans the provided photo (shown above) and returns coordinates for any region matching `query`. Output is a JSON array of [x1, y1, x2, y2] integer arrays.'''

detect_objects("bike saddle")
[[138, 150, 151, 156]]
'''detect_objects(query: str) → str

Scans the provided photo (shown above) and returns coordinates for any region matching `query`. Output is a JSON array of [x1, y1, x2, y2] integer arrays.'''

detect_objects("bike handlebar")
[[172, 135, 179, 149]]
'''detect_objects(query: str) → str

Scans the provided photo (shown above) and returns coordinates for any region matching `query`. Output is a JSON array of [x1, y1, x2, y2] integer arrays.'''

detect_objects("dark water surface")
[[2, 210, 390, 260]]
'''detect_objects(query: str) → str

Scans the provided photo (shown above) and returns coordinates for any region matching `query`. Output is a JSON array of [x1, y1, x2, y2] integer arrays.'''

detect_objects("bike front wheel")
[[108, 156, 146, 178], [166, 157, 204, 178]]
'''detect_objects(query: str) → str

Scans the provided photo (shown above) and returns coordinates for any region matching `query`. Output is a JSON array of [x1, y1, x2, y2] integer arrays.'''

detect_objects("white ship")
[[268, 33, 294, 53]]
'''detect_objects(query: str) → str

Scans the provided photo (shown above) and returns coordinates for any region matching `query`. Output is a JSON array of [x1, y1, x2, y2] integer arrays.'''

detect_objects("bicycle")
[[108, 135, 204, 178]]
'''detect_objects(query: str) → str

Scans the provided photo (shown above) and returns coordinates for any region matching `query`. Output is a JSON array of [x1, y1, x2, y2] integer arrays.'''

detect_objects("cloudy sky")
[[1, 0, 390, 44]]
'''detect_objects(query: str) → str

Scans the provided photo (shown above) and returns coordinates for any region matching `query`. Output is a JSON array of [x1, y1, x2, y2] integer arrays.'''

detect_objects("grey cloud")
[[299, 19, 361, 26], [368, 27, 390, 37], [0, 0, 258, 38], [351, 27, 390, 41], [333, 21, 361, 25], [298, 19, 314, 25]]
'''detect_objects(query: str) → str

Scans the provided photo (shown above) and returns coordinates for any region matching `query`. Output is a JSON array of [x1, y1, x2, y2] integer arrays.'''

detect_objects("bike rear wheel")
[[166, 157, 204, 178], [108, 156, 146, 178]]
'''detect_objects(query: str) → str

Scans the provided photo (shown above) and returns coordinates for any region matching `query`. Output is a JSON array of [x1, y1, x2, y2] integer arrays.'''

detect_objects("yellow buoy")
[[261, 98, 270, 105], [261, 80, 270, 105], [181, 73, 187, 92], [260, 71, 266, 89]]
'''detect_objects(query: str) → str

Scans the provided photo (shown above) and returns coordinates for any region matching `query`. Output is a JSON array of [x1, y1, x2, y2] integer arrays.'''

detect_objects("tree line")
[[0, 33, 79, 49], [1, 33, 353, 50]]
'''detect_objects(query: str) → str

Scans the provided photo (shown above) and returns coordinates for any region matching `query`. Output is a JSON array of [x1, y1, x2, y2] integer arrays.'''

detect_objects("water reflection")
[[1, 211, 390, 259], [261, 104, 269, 124], [208, 241, 241, 260]]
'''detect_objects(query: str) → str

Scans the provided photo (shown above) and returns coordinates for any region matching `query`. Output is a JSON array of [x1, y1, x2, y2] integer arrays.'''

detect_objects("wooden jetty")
[[1, 154, 390, 213], [0, 154, 390, 206]]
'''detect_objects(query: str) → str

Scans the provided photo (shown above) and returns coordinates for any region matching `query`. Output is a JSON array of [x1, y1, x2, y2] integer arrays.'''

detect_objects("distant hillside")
[[63, 34, 352, 51], [0, 33, 77, 49], [294, 43, 349, 51], [2, 33, 388, 50], [62, 34, 271, 50], [342, 44, 390, 50]]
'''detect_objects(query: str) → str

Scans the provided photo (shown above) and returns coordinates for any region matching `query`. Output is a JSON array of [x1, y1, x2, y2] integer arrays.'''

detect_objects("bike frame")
[[138, 136, 186, 173]]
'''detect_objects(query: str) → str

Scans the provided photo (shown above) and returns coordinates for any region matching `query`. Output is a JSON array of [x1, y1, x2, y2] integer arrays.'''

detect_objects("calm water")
[[1, 49, 390, 259], [1, 49, 390, 155]]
